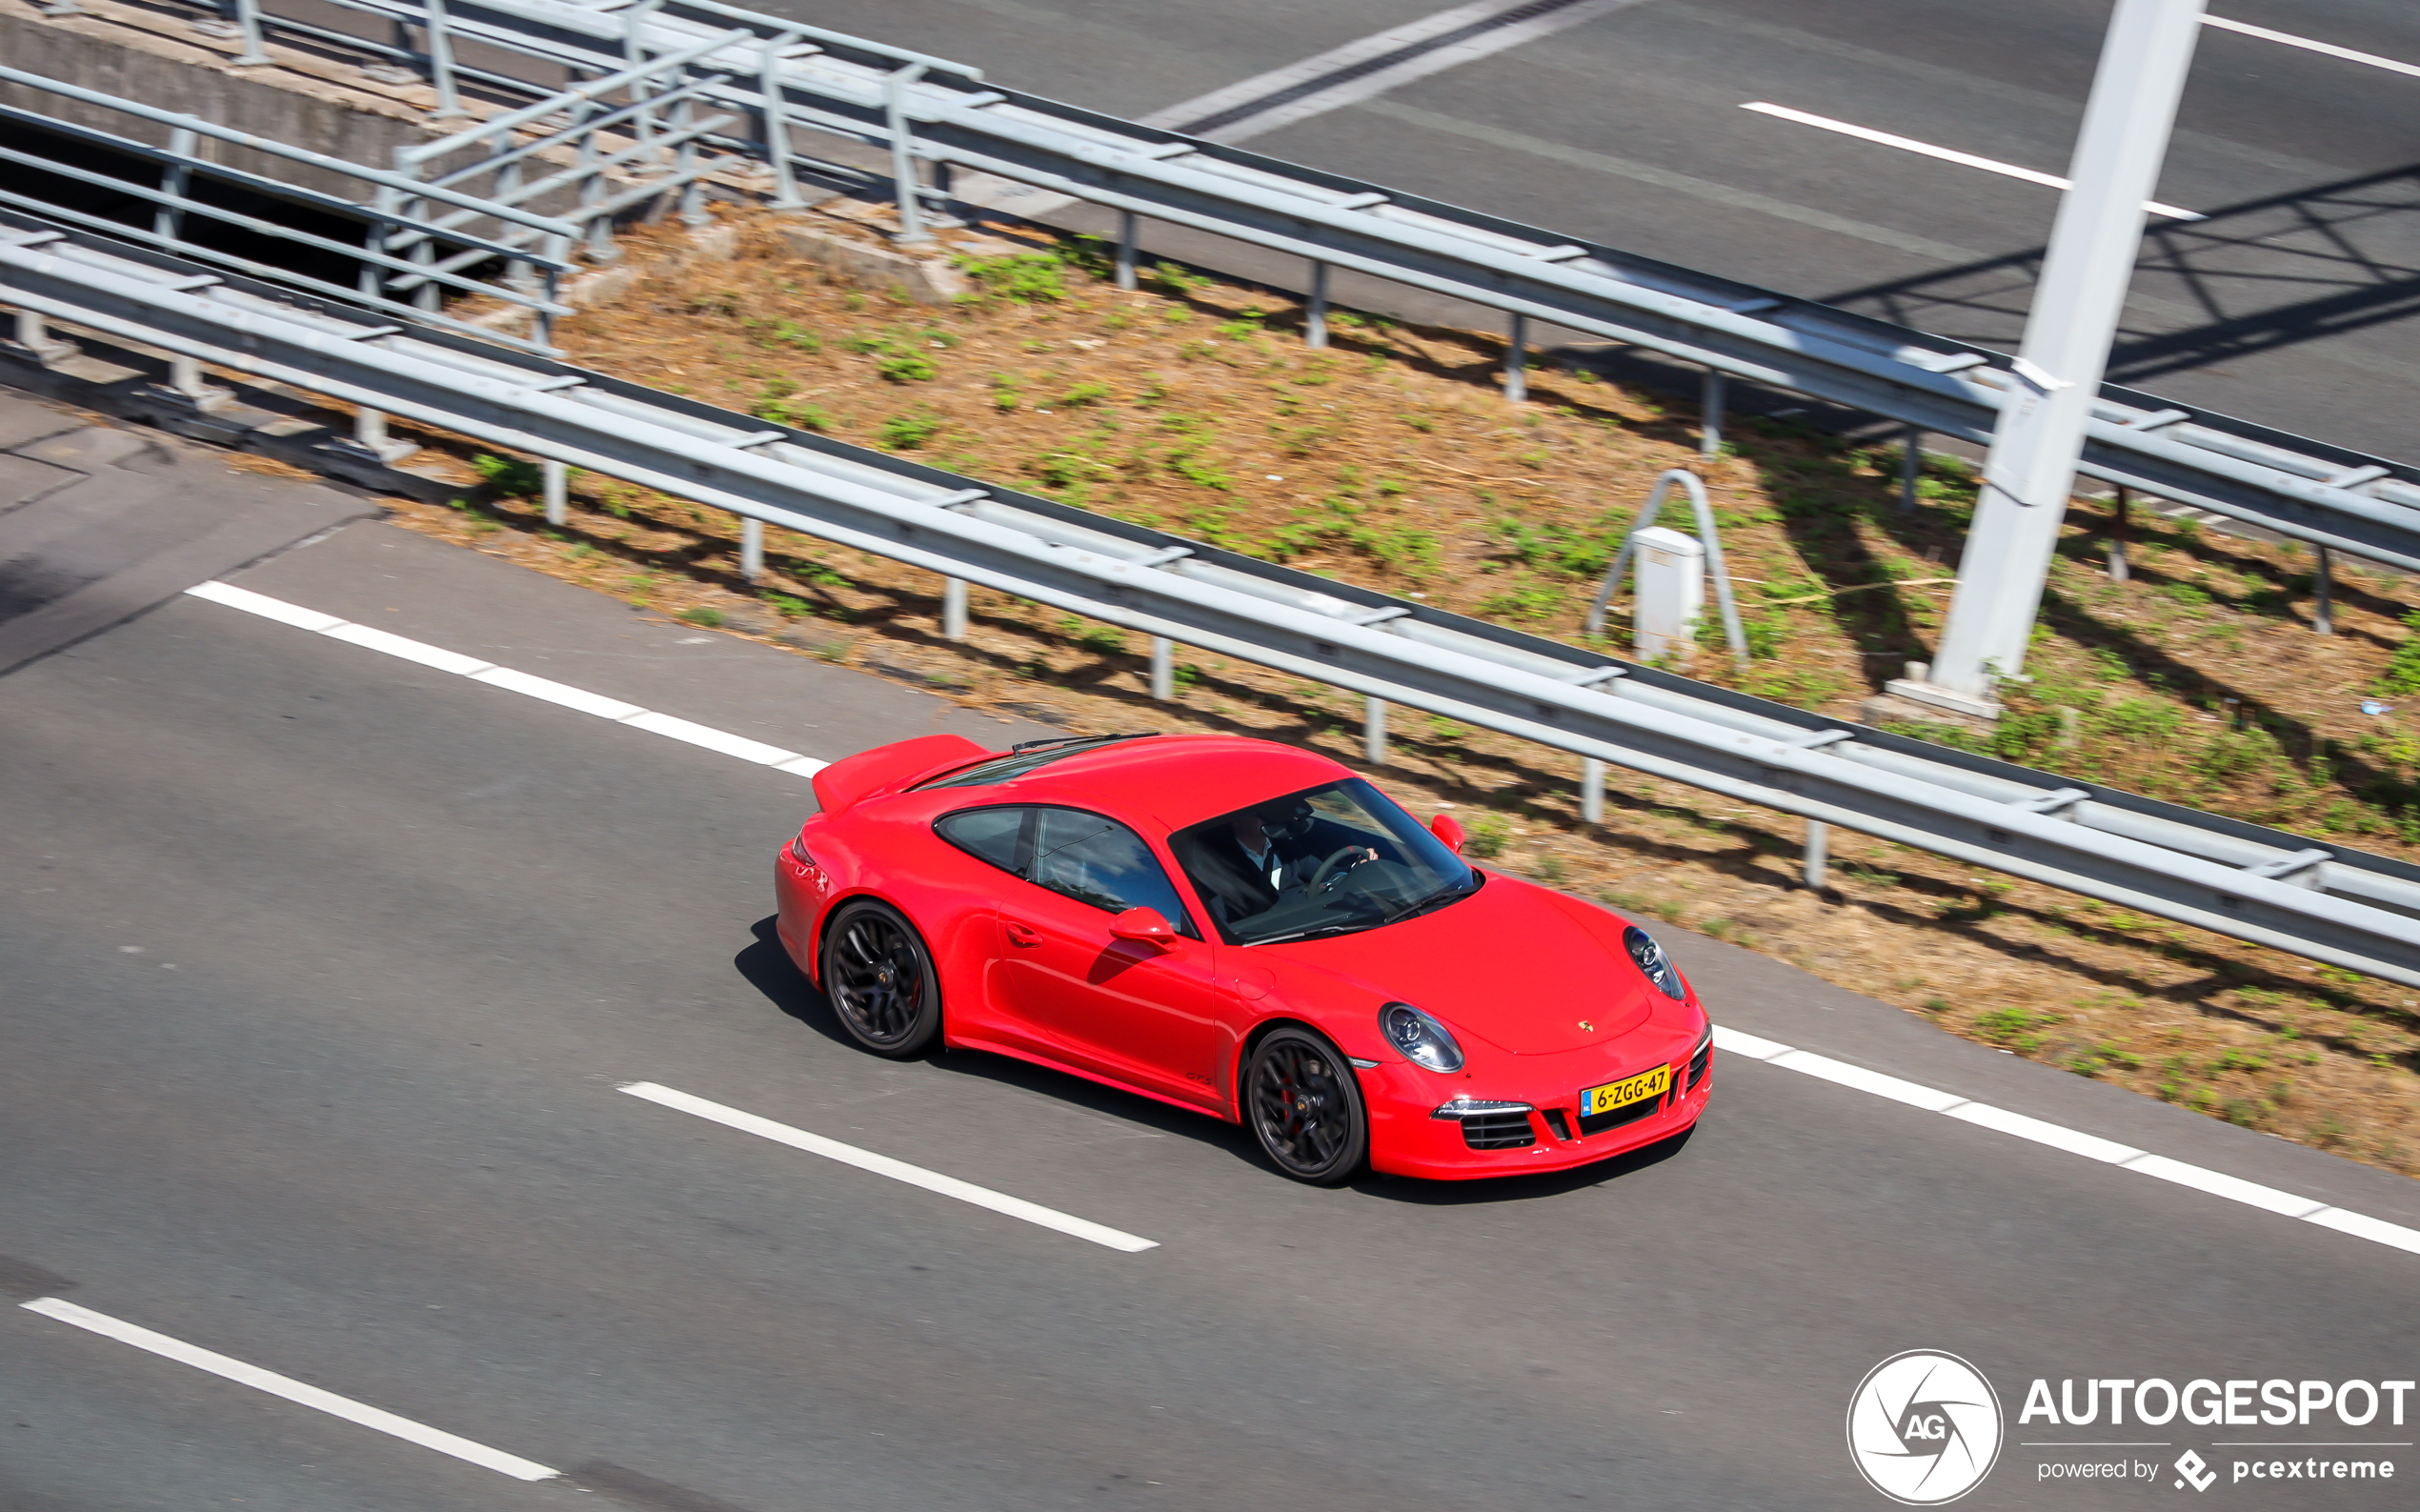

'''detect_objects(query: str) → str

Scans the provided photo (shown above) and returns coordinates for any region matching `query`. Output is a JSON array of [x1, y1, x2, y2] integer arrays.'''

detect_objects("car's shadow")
[[736, 917, 1690, 1203]]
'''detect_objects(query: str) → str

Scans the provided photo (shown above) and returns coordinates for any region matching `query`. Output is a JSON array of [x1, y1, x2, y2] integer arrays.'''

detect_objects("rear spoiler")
[[810, 734, 991, 816]]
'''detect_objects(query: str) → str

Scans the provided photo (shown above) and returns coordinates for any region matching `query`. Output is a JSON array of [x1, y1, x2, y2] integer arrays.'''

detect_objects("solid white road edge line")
[[619, 1082, 1160, 1253], [1739, 102, 2205, 221], [1711, 1026, 2419, 1258], [182, 577, 2411, 1261], [16, 1298, 560, 1482], [183, 581, 829, 776], [2202, 14, 2420, 80]]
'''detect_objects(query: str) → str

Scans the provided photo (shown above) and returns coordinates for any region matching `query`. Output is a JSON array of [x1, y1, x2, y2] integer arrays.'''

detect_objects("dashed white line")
[[18, 1297, 560, 1481], [183, 581, 828, 776], [2203, 14, 2420, 80], [1712, 1026, 2420, 1258], [1740, 102, 2205, 220], [619, 1082, 1160, 1253]]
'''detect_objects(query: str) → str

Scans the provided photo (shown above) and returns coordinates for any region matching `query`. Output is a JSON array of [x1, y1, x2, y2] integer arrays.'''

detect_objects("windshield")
[[1169, 778, 1479, 946]]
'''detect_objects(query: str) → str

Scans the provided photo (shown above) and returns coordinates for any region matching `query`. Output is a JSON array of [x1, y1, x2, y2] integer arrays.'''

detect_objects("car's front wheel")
[[1245, 1027, 1368, 1184], [822, 899, 941, 1058]]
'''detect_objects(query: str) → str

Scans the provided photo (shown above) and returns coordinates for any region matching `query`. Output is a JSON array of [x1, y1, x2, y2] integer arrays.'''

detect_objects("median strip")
[[1712, 1026, 2420, 1258], [18, 1297, 560, 1481], [619, 1082, 1160, 1253]]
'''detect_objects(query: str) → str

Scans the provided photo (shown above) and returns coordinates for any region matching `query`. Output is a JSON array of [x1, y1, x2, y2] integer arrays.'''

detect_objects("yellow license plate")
[[1579, 1065, 1670, 1118]]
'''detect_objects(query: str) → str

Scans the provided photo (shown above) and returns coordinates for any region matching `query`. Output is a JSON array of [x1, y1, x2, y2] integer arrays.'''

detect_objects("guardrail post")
[[1150, 635, 1174, 699], [739, 516, 765, 580], [886, 64, 933, 246], [154, 127, 197, 245], [1581, 756, 1603, 825], [1899, 426, 1922, 512], [2107, 485, 2130, 580], [2313, 545, 2333, 635], [424, 0, 467, 122], [940, 575, 968, 639], [763, 34, 806, 210], [543, 458, 569, 526], [1803, 819, 1829, 891], [1503, 312, 1526, 403], [1363, 696, 1387, 764], [10, 308, 75, 365], [229, 0, 271, 66], [1700, 369, 1724, 458], [625, 0, 663, 152], [1115, 211, 1137, 291], [1305, 261, 1329, 349]]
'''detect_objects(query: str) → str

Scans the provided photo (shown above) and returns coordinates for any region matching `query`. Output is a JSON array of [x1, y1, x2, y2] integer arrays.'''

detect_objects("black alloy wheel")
[[822, 899, 941, 1058], [1245, 1027, 1368, 1185]]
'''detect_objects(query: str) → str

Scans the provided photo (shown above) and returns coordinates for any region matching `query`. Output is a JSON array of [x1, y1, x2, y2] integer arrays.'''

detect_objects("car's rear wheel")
[[822, 899, 940, 1058], [1245, 1027, 1367, 1185]]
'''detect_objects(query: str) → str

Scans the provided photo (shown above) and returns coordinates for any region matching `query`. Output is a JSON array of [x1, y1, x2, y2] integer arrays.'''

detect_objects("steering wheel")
[[1306, 844, 1376, 894]]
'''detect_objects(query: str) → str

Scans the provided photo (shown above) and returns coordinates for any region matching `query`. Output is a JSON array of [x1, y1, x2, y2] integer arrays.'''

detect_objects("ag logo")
[[1846, 1350, 2005, 1504]]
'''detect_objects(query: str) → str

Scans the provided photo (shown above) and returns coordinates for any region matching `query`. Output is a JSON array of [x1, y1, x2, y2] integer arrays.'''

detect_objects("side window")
[[935, 806, 1029, 876], [1030, 808, 1197, 937]]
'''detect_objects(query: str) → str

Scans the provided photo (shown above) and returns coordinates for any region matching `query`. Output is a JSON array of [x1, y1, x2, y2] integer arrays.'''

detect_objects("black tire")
[[821, 899, 941, 1058], [1244, 1027, 1368, 1185]]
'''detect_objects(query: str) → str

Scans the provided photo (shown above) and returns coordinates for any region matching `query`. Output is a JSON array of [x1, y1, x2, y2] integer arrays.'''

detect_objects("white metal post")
[[886, 64, 932, 246], [2313, 545, 2334, 635], [1700, 370, 1724, 458], [230, 0, 271, 66], [940, 575, 968, 638], [1305, 261, 1329, 349], [1503, 312, 1526, 403], [1150, 635, 1174, 699], [154, 127, 197, 244], [1116, 211, 1137, 291], [741, 516, 765, 580], [543, 458, 568, 526], [1905, 0, 2206, 715], [762, 34, 806, 210], [424, 0, 466, 122], [1363, 696, 1387, 764], [1803, 819, 1829, 891], [1581, 757, 1603, 825], [1899, 426, 1922, 512]]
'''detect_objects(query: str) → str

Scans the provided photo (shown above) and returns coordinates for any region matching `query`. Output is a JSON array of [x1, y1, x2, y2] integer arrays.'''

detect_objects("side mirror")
[[1109, 906, 1179, 948], [1429, 813, 1467, 854]]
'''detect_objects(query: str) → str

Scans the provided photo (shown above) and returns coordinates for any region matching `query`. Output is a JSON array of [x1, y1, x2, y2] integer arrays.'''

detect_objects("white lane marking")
[[1740, 102, 2204, 221], [18, 1298, 559, 1482], [619, 1082, 1160, 1254], [620, 711, 801, 766], [1142, 0, 1647, 143], [2203, 14, 2420, 80], [1714, 1026, 2420, 1259], [182, 582, 830, 778], [1771, 1049, 1966, 1112]]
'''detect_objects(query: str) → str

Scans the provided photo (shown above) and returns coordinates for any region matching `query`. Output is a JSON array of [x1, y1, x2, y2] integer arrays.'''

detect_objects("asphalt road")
[[773, 0, 2420, 459], [4, 410, 2418, 1509]]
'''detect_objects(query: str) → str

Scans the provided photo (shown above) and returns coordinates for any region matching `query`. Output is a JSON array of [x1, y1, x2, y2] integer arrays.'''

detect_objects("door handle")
[[1004, 920, 1043, 948]]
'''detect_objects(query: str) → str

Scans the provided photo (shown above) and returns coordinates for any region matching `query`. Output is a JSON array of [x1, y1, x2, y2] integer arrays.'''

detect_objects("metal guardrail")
[[0, 63, 575, 353], [6, 216, 2418, 989], [109, 0, 2420, 575]]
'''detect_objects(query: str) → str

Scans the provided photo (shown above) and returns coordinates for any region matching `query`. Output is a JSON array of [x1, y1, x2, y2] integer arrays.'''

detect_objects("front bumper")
[[1361, 1039, 1711, 1179]]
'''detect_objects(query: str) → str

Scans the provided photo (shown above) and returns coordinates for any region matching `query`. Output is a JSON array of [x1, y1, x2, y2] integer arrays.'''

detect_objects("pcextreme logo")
[[1847, 1350, 2006, 1505]]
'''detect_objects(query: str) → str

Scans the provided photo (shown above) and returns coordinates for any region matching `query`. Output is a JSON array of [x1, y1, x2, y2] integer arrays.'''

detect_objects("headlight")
[[1431, 1098, 1532, 1119], [789, 835, 816, 868], [1380, 1001, 1464, 1072], [1624, 926, 1686, 1000]]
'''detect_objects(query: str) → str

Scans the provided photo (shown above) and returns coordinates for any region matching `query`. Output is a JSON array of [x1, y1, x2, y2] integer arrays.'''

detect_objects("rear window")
[[914, 734, 1156, 790]]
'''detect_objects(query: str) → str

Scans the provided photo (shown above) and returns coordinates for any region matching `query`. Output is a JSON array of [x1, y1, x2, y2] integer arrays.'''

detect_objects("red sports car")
[[774, 731, 1712, 1183]]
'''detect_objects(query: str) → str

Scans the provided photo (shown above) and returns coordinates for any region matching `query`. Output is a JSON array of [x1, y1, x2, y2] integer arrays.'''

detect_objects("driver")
[[1181, 799, 1373, 930]]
